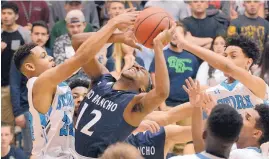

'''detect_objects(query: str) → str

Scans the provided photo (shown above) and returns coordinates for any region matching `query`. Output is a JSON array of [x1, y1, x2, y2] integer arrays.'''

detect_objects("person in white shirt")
[[196, 35, 226, 87], [170, 103, 243, 159]]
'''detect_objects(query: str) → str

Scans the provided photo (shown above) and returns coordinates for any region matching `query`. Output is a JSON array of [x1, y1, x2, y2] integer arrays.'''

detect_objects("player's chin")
[[121, 72, 135, 81]]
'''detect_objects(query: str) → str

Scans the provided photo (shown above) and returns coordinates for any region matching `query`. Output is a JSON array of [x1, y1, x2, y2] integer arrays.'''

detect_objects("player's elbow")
[[156, 90, 169, 100]]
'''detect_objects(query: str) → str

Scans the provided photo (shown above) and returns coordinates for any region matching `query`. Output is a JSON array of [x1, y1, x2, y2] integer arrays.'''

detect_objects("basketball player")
[[184, 78, 269, 159], [170, 104, 243, 159], [127, 123, 191, 159], [69, 78, 90, 126], [177, 31, 269, 109], [72, 23, 177, 157], [13, 12, 140, 158]]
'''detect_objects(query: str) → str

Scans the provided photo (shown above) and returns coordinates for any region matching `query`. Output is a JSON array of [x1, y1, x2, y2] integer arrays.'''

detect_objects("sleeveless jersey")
[[75, 74, 137, 158], [206, 80, 269, 110], [126, 127, 166, 159], [27, 77, 75, 158]]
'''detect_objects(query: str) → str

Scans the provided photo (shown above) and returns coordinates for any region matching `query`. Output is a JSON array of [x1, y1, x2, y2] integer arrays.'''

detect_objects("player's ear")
[[246, 58, 253, 70], [24, 62, 35, 72], [202, 130, 207, 140]]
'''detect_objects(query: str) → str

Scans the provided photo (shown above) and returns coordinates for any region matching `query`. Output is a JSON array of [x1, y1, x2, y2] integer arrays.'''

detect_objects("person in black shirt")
[[183, 1, 227, 38], [1, 122, 26, 159]]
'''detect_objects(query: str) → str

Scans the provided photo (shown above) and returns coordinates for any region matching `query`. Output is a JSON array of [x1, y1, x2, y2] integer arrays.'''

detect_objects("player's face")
[[1, 126, 13, 148], [72, 86, 88, 113], [121, 63, 150, 92], [24, 46, 55, 76], [189, 1, 208, 14], [237, 109, 261, 148], [67, 22, 86, 36], [1, 9, 17, 26], [212, 36, 226, 54], [244, 1, 261, 16], [222, 46, 253, 78], [108, 2, 125, 19], [31, 26, 49, 47]]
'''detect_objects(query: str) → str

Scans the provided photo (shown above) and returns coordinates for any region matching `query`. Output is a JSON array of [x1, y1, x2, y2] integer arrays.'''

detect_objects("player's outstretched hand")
[[122, 29, 142, 51], [112, 11, 140, 28], [153, 21, 177, 47], [137, 120, 160, 133], [183, 77, 201, 107], [202, 93, 216, 115]]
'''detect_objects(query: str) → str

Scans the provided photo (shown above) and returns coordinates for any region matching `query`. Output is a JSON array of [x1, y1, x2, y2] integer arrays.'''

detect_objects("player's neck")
[[206, 146, 230, 158], [169, 45, 183, 53], [2, 23, 18, 32], [227, 77, 236, 84], [192, 12, 206, 19], [113, 78, 139, 92], [244, 12, 258, 19], [1, 145, 10, 157]]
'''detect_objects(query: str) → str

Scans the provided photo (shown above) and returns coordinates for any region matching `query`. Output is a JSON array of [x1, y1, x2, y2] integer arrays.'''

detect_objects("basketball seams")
[[142, 16, 171, 46], [134, 12, 170, 36]]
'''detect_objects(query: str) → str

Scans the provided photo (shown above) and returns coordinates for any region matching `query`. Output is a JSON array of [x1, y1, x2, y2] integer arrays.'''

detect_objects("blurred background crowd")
[[1, 0, 269, 158]]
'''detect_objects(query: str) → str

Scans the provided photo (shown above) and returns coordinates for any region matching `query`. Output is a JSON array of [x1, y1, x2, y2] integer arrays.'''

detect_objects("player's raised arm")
[[179, 34, 267, 99], [31, 12, 139, 114]]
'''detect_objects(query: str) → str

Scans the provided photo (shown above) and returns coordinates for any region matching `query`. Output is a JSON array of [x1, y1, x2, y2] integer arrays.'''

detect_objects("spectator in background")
[[228, 0, 269, 63], [53, 9, 89, 82], [48, 1, 99, 31], [11, 1, 49, 31], [254, 42, 269, 84], [208, 0, 231, 17], [69, 78, 90, 126], [31, 21, 52, 56], [1, 122, 27, 159], [196, 35, 227, 87], [9, 21, 52, 158], [49, 1, 93, 49], [183, 0, 227, 38], [149, 23, 200, 108], [1, 2, 31, 127], [144, 0, 191, 21]]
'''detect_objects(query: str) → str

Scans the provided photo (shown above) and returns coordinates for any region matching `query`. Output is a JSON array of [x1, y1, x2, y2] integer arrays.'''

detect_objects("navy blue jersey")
[[75, 74, 138, 158], [126, 127, 166, 159]]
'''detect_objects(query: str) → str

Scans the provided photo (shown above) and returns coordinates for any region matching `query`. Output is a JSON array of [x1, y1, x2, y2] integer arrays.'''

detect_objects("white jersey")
[[230, 147, 267, 159], [206, 80, 269, 110], [27, 77, 75, 158], [169, 151, 225, 159]]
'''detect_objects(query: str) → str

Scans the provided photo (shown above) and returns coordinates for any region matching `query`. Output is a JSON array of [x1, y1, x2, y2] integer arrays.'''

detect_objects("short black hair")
[[1, 2, 19, 14], [255, 104, 269, 145], [13, 43, 38, 71], [208, 104, 243, 142], [69, 78, 90, 90], [226, 35, 260, 65], [31, 20, 49, 34]]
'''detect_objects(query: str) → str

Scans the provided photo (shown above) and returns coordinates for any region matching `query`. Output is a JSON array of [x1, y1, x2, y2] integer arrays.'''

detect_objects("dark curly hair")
[[208, 104, 243, 142], [13, 43, 38, 71], [254, 104, 269, 145], [69, 78, 90, 90], [226, 35, 260, 66]]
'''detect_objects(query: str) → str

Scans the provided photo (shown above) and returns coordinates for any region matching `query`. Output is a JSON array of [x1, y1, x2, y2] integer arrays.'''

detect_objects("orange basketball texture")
[[134, 7, 174, 49]]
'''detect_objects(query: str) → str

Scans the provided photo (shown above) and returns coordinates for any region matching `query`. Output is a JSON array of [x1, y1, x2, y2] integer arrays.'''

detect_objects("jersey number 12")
[[75, 103, 102, 136]]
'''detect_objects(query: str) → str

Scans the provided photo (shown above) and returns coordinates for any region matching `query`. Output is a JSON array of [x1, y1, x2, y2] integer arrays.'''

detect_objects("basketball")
[[134, 7, 174, 49]]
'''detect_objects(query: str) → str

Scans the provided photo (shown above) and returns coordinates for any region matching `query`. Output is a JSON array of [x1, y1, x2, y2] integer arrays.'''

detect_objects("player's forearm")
[[182, 41, 234, 74], [166, 102, 193, 124], [187, 35, 213, 48], [192, 107, 205, 153], [72, 32, 124, 51], [152, 40, 170, 98]]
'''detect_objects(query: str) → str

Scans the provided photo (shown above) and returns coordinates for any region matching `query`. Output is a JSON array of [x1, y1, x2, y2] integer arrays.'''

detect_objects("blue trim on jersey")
[[220, 80, 239, 91], [196, 153, 211, 159], [29, 112, 35, 140], [246, 147, 261, 153]]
